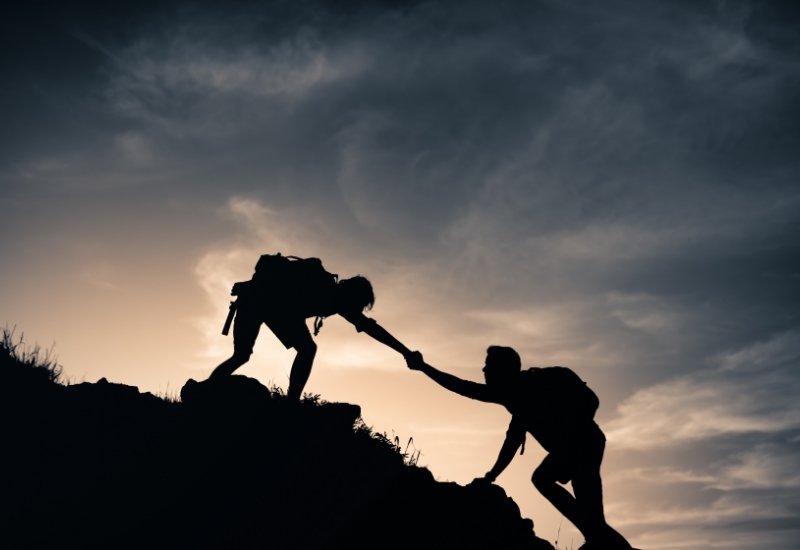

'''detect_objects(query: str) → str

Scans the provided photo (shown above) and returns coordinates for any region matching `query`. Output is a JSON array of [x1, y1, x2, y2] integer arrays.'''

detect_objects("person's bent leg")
[[209, 308, 259, 379], [569, 428, 606, 543], [573, 467, 630, 549], [571, 426, 630, 548], [571, 467, 607, 543], [209, 351, 251, 379], [286, 331, 317, 401], [532, 455, 590, 537]]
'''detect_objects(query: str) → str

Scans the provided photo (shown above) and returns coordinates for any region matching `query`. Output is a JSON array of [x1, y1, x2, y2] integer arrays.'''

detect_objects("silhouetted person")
[[210, 253, 412, 401], [406, 346, 632, 550]]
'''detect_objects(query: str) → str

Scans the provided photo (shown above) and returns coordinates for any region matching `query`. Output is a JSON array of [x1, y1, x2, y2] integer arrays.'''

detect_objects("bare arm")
[[338, 310, 412, 357], [360, 319, 413, 357], [407, 354, 500, 403], [478, 417, 526, 483]]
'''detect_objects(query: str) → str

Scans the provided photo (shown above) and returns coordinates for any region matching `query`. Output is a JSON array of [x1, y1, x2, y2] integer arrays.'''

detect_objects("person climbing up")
[[406, 346, 633, 550], [210, 253, 413, 401]]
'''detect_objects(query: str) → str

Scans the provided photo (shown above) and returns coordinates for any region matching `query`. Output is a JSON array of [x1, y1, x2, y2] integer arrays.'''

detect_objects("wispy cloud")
[[107, 27, 370, 139], [607, 332, 800, 449], [191, 198, 296, 362], [78, 260, 120, 290], [603, 332, 800, 548]]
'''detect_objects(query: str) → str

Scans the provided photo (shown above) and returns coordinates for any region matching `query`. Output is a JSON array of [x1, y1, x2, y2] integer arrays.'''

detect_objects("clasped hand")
[[405, 350, 425, 370]]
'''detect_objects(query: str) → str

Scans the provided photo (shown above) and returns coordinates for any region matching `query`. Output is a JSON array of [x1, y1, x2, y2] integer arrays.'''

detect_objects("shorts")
[[233, 300, 310, 353], [544, 422, 606, 484]]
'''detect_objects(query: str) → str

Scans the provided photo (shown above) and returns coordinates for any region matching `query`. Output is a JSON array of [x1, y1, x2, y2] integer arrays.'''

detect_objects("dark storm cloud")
[[2, 1, 800, 547]]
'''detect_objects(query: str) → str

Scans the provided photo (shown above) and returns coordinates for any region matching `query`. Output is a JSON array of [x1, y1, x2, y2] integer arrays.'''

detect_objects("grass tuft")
[[1, 325, 63, 385], [154, 381, 181, 403], [353, 423, 423, 466]]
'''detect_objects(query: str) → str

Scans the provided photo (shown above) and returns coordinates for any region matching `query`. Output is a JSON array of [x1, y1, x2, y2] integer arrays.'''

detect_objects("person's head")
[[338, 275, 375, 312], [482, 345, 521, 386]]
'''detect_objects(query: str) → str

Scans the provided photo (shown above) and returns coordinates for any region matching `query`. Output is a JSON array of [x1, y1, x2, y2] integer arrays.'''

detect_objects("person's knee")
[[295, 337, 317, 356], [532, 465, 556, 492]]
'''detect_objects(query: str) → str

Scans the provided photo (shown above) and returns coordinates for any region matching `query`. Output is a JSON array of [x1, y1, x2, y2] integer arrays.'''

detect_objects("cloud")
[[191, 198, 298, 362], [78, 260, 120, 290], [600, 322, 800, 549], [106, 25, 370, 139], [606, 331, 800, 449], [605, 292, 679, 334], [717, 444, 800, 490], [610, 441, 800, 490], [115, 133, 155, 166]]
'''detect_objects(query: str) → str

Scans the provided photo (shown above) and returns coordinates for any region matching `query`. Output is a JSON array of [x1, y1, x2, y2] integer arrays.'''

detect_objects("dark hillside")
[[1, 331, 554, 549]]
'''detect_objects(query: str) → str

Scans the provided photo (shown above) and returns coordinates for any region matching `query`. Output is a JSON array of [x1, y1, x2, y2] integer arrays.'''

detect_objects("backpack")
[[252, 253, 338, 288], [250, 253, 339, 335], [520, 366, 599, 422]]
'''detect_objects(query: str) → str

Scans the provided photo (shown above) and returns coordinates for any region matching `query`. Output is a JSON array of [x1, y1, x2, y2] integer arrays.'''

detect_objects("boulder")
[[180, 375, 274, 410]]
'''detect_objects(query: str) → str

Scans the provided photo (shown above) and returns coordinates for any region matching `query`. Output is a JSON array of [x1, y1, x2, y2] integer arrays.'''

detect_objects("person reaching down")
[[211, 253, 412, 401]]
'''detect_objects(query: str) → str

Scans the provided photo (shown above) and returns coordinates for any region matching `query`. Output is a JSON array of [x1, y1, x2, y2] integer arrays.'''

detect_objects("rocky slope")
[[1, 341, 554, 549]]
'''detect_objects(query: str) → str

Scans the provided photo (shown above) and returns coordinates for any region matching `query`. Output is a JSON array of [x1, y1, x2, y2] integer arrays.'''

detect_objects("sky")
[[2, 0, 799, 547]]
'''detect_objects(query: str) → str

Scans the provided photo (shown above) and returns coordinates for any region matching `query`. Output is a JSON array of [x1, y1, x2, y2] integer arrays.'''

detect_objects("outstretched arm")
[[360, 319, 413, 357], [406, 353, 499, 403], [475, 417, 526, 483], [337, 310, 413, 357]]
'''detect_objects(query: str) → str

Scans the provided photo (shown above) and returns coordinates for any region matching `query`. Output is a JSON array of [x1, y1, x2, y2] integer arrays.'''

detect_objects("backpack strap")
[[313, 316, 326, 336]]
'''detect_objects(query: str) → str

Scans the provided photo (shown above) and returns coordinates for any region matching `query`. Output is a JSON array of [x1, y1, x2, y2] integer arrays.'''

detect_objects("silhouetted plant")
[[1, 325, 63, 384], [351, 426, 423, 466], [552, 517, 577, 550], [267, 382, 286, 397], [403, 437, 423, 467], [301, 392, 326, 406], [368, 429, 397, 450], [155, 382, 181, 403]]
